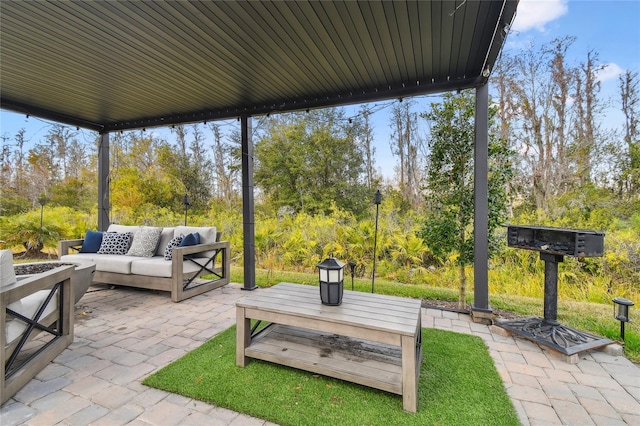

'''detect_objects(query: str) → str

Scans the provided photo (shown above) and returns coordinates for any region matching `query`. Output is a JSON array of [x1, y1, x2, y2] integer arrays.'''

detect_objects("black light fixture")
[[348, 260, 356, 291], [372, 189, 381, 293], [613, 297, 634, 341], [317, 256, 345, 306], [38, 195, 46, 247], [183, 194, 191, 226]]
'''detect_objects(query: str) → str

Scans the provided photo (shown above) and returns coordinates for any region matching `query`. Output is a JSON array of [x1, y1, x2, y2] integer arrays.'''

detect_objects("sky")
[[1, 0, 639, 181]]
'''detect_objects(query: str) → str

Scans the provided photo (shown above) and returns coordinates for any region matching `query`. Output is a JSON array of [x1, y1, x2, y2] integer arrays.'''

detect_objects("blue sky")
[[1, 0, 639, 180]]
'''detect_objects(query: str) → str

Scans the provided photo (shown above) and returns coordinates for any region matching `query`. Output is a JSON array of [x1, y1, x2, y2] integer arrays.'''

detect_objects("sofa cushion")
[[79, 230, 103, 253], [130, 256, 210, 278], [174, 226, 217, 258], [127, 226, 162, 257], [1, 249, 17, 287], [6, 290, 57, 344], [98, 232, 133, 255], [164, 235, 184, 261], [155, 227, 175, 256], [174, 226, 217, 244], [107, 224, 140, 234], [91, 254, 139, 274]]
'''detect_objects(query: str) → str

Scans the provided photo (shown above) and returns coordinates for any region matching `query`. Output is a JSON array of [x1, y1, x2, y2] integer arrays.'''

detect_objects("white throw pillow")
[[127, 226, 163, 257]]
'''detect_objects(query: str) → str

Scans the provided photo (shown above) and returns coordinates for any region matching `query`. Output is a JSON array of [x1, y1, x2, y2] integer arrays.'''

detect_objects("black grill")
[[499, 225, 611, 356], [507, 225, 604, 257]]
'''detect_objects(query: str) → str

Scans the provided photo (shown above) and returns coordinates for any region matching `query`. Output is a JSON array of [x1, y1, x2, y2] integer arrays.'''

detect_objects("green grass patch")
[[143, 326, 519, 426]]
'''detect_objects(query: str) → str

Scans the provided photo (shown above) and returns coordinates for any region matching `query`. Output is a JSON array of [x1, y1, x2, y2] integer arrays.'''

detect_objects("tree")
[[389, 100, 424, 208], [619, 70, 640, 196], [420, 91, 512, 309], [255, 108, 369, 216]]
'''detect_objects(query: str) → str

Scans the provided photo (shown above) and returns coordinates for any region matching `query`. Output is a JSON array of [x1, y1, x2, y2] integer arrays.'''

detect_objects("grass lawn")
[[143, 326, 519, 426]]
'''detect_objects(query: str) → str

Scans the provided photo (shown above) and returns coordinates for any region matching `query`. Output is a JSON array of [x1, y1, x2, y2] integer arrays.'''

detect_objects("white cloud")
[[511, 0, 569, 33], [596, 63, 624, 83]]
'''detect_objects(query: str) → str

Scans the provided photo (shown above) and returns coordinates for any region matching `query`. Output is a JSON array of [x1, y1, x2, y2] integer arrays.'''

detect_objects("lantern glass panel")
[[319, 269, 329, 282], [616, 304, 629, 322], [328, 269, 341, 282]]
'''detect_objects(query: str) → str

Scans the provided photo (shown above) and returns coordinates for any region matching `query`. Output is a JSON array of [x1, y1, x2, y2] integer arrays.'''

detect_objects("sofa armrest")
[[170, 241, 231, 302], [172, 241, 227, 257], [1, 264, 74, 306], [58, 239, 84, 258], [2, 264, 75, 403]]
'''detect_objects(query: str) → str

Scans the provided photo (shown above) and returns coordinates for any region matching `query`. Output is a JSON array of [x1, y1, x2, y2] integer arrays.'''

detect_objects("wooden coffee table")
[[236, 283, 422, 412]]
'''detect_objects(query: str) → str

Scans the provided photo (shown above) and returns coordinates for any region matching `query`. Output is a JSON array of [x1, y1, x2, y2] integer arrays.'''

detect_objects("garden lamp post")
[[613, 297, 634, 341], [348, 260, 356, 291], [372, 190, 381, 293], [38, 196, 46, 248], [183, 194, 190, 226]]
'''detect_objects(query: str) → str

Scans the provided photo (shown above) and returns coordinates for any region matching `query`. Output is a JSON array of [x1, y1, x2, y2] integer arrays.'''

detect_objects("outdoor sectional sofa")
[[58, 224, 230, 302]]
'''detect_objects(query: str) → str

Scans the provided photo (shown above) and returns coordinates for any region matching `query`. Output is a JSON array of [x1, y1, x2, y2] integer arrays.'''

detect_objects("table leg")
[[236, 307, 251, 366], [401, 333, 418, 413]]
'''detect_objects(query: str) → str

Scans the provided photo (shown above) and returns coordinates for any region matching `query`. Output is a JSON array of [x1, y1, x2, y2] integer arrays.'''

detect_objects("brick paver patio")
[[1, 283, 638, 425]]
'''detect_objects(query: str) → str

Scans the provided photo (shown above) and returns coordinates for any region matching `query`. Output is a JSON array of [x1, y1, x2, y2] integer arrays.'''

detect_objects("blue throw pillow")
[[79, 230, 103, 253], [179, 232, 200, 247]]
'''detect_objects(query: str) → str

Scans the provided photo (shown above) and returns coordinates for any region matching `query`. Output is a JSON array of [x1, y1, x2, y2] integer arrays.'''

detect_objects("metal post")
[[38, 197, 45, 247], [241, 115, 257, 290], [471, 83, 492, 320], [541, 253, 563, 325], [349, 261, 356, 291], [98, 132, 110, 231], [372, 190, 381, 293], [183, 194, 190, 226]]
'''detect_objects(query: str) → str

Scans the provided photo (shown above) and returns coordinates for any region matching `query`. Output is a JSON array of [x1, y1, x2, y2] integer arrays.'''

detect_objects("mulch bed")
[[421, 299, 525, 321]]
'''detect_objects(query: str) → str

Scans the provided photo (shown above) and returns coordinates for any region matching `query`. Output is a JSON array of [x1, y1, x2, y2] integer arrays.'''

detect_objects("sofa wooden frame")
[[1, 265, 74, 404], [58, 232, 230, 302]]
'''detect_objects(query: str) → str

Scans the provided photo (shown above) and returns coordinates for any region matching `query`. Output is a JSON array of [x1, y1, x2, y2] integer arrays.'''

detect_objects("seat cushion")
[[130, 256, 210, 278], [6, 289, 58, 345], [85, 254, 139, 274]]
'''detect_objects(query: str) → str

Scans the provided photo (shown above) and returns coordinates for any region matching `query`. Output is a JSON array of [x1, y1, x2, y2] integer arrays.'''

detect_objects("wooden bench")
[[236, 283, 422, 412]]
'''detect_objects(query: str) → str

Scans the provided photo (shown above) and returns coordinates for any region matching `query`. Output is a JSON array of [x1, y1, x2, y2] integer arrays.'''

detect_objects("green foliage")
[[255, 109, 370, 217], [420, 91, 512, 266]]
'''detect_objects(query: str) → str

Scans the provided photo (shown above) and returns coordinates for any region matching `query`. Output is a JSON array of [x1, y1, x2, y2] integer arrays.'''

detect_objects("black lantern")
[[317, 256, 345, 306], [613, 297, 634, 341]]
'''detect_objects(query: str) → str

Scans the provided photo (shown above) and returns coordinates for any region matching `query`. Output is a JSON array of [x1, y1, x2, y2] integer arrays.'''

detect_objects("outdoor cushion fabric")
[[164, 235, 184, 261], [126, 226, 162, 257], [79, 230, 103, 253], [155, 227, 175, 256], [179, 232, 200, 247], [97, 232, 133, 255], [131, 256, 210, 278]]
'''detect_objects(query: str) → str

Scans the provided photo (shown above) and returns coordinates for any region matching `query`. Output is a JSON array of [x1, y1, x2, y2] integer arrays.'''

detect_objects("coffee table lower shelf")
[[246, 324, 405, 395]]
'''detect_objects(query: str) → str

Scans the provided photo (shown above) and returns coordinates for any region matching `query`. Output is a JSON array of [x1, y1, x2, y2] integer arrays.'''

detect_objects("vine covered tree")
[[420, 91, 512, 309]]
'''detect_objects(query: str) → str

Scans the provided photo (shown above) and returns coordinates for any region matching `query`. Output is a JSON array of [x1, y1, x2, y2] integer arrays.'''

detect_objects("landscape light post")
[[183, 194, 190, 226], [372, 190, 381, 293], [349, 260, 356, 291], [38, 196, 46, 248], [613, 297, 634, 341]]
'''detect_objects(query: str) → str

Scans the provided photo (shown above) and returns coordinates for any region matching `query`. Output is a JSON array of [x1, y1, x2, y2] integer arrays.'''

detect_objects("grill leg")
[[541, 253, 564, 325]]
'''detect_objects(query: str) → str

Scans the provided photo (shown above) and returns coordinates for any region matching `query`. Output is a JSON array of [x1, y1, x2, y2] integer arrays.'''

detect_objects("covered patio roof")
[[0, 0, 519, 317], [1, 0, 517, 132]]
